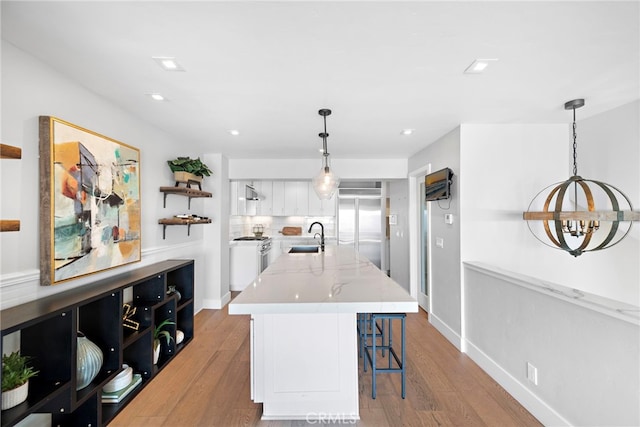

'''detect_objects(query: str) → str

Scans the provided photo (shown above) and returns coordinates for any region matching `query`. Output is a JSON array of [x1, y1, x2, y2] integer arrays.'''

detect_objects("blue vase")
[[76, 332, 103, 390]]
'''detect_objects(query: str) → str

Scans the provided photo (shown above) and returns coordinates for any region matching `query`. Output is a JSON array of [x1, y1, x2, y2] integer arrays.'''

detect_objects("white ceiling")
[[2, 1, 638, 159]]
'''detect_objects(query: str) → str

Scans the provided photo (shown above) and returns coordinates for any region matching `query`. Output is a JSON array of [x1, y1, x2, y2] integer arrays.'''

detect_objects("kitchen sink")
[[288, 245, 320, 253]]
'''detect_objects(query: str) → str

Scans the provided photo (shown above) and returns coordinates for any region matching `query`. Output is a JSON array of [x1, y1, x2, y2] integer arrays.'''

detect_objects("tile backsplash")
[[230, 216, 336, 239]]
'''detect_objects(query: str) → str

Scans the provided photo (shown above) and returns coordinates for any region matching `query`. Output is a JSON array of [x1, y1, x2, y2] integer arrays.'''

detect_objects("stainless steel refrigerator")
[[337, 186, 383, 268]]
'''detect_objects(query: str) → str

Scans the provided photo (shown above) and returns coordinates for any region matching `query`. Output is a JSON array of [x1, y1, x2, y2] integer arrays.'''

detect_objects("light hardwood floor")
[[110, 301, 542, 426]]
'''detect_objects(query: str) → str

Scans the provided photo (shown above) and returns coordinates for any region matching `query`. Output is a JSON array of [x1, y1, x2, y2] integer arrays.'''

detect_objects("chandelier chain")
[[572, 107, 578, 177]]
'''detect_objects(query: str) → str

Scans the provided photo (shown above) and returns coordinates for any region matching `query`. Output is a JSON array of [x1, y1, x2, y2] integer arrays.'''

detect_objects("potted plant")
[[167, 157, 212, 189], [2, 351, 38, 410], [153, 319, 175, 365]]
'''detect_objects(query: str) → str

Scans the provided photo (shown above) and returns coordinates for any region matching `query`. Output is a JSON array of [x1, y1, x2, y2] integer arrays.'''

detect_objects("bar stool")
[[362, 313, 406, 399], [357, 313, 386, 362]]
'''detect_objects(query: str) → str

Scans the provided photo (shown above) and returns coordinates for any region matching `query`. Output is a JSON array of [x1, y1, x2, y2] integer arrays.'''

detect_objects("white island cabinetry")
[[229, 246, 417, 421]]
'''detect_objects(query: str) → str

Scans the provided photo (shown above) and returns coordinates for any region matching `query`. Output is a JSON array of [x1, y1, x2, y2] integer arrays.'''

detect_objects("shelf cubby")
[[0, 259, 195, 427]]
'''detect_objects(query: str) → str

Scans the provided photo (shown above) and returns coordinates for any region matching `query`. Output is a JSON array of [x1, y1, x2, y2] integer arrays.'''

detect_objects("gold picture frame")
[[39, 116, 141, 285]]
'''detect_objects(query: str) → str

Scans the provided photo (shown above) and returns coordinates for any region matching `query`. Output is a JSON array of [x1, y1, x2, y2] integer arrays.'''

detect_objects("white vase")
[[153, 340, 161, 364], [76, 332, 103, 390], [1, 380, 29, 410]]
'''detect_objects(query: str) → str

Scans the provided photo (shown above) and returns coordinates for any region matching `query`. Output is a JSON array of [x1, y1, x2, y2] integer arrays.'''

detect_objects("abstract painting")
[[39, 117, 141, 285]]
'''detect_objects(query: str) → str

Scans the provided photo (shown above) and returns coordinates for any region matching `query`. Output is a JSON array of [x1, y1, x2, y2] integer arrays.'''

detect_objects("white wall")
[[229, 158, 407, 180], [406, 106, 640, 425], [389, 179, 409, 291], [0, 41, 212, 312], [461, 115, 639, 305], [464, 263, 639, 427], [408, 127, 461, 343], [201, 153, 231, 309]]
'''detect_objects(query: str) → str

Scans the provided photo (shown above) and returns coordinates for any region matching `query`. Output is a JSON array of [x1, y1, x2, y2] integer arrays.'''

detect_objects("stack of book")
[[101, 373, 142, 403]]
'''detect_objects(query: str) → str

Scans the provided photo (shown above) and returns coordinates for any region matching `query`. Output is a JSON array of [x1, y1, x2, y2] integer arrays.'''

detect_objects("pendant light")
[[312, 108, 340, 199], [523, 99, 640, 257]]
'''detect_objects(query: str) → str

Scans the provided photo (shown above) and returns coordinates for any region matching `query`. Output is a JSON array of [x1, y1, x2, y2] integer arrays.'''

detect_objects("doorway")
[[418, 179, 430, 311], [408, 164, 431, 313]]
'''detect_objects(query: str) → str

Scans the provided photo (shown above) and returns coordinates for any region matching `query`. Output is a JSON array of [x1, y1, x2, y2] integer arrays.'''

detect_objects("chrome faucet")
[[308, 222, 325, 252]]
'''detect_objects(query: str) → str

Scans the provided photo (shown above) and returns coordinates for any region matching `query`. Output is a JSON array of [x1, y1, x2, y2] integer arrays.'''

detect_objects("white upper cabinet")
[[308, 183, 337, 216], [272, 181, 286, 216], [230, 180, 335, 217], [284, 181, 308, 216], [230, 181, 246, 215], [255, 181, 273, 216]]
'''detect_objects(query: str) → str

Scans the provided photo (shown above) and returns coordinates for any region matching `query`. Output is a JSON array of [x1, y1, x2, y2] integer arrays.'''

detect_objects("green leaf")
[[2, 351, 38, 391], [167, 156, 212, 177]]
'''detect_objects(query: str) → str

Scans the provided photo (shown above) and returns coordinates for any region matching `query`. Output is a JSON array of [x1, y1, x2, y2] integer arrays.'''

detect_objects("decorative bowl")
[[103, 365, 133, 393]]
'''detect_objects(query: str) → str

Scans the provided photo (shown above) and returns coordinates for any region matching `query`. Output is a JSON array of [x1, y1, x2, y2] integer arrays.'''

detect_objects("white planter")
[[153, 340, 161, 364], [174, 171, 202, 184], [2, 380, 29, 410]]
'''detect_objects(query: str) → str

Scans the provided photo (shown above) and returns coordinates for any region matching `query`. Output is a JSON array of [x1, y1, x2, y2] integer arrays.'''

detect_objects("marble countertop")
[[228, 245, 418, 315]]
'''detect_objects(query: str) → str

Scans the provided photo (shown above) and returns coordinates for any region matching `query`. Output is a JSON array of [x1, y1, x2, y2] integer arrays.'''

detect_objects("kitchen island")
[[228, 245, 418, 421]]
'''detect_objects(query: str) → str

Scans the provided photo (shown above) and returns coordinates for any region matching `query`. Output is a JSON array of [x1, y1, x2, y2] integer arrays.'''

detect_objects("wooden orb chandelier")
[[523, 99, 640, 257]]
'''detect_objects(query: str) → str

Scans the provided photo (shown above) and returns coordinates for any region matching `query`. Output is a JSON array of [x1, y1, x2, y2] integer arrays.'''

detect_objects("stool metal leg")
[[364, 313, 406, 400], [401, 315, 406, 398], [372, 317, 378, 398]]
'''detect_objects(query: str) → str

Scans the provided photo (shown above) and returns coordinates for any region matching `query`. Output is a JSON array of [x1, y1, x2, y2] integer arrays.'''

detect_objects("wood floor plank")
[[111, 302, 541, 427]]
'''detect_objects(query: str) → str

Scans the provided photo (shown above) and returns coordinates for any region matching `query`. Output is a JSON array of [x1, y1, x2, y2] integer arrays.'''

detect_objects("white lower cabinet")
[[229, 243, 260, 291], [269, 241, 283, 265], [250, 313, 359, 420]]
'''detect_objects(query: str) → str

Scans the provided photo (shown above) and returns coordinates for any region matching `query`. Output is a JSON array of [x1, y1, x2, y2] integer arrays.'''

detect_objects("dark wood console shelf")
[[159, 186, 212, 209], [0, 259, 195, 427]]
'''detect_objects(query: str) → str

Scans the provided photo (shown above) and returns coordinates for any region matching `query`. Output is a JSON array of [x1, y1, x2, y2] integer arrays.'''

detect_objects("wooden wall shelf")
[[158, 218, 212, 239], [0, 144, 22, 159], [1, 144, 22, 232], [159, 187, 211, 209], [0, 220, 20, 232]]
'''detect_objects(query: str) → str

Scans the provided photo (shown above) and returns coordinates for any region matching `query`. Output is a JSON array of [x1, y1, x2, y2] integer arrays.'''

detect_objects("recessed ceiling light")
[[148, 93, 166, 101], [464, 58, 498, 74], [401, 129, 414, 136], [152, 56, 185, 72], [228, 130, 240, 136]]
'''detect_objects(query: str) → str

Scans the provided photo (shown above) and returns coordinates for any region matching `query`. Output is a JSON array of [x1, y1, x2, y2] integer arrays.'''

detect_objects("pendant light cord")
[[322, 114, 329, 159]]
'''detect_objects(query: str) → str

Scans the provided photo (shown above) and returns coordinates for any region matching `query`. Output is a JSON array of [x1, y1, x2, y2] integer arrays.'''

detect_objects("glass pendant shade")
[[313, 162, 340, 200]]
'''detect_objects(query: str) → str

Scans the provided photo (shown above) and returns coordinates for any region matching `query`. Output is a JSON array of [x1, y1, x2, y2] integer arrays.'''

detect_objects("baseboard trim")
[[465, 339, 570, 427], [429, 312, 462, 351], [202, 291, 231, 310]]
